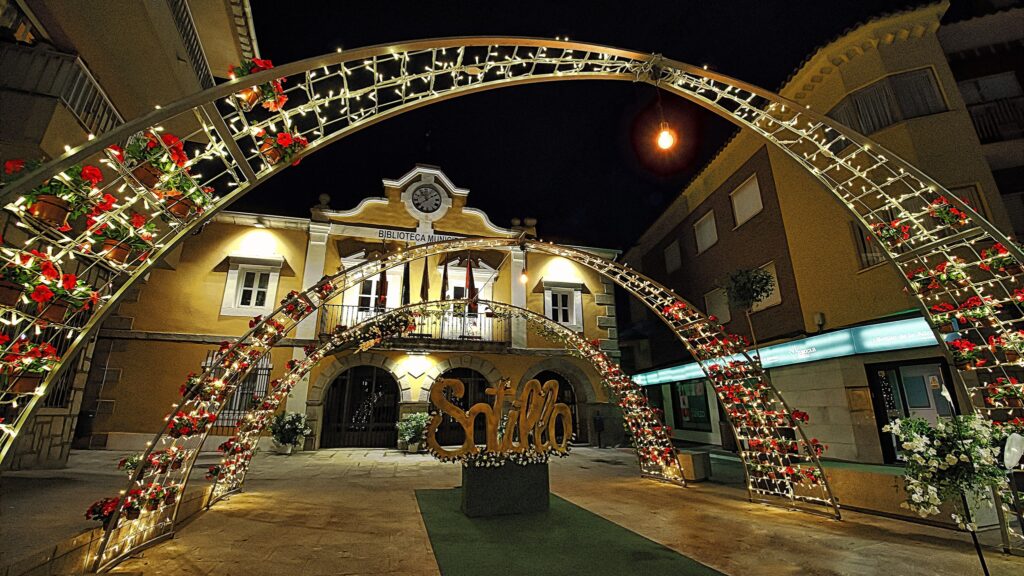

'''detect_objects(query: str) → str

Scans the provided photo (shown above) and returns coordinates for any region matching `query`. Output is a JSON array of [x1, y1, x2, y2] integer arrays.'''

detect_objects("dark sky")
[[238, 0, 932, 250]]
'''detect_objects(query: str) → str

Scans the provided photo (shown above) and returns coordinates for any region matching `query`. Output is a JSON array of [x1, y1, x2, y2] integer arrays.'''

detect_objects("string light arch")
[[0, 35, 1015, 567]]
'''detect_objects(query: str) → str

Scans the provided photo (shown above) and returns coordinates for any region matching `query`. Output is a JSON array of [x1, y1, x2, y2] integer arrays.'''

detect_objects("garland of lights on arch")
[[0, 36, 1019, 568]]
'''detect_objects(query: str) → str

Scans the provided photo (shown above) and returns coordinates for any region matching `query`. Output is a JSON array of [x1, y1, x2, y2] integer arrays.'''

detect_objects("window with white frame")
[[220, 256, 283, 316], [828, 68, 946, 135], [543, 282, 583, 331], [694, 210, 718, 254], [751, 261, 782, 312], [663, 239, 682, 273], [357, 279, 378, 312], [730, 175, 763, 227], [704, 288, 731, 324], [237, 268, 271, 308]]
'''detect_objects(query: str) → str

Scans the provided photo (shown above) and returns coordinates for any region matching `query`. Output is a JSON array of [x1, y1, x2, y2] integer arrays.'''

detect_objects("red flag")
[[440, 255, 448, 301], [466, 255, 478, 313]]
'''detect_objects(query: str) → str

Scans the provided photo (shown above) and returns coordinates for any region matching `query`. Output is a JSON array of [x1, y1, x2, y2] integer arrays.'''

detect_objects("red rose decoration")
[[40, 260, 59, 281], [60, 273, 77, 291], [131, 213, 147, 229], [276, 132, 293, 147], [31, 284, 54, 304], [4, 159, 25, 175], [107, 145, 125, 163], [80, 165, 103, 186]]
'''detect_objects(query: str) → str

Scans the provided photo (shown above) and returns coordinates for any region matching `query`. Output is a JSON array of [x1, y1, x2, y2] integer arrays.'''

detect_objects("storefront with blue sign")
[[633, 317, 957, 463]]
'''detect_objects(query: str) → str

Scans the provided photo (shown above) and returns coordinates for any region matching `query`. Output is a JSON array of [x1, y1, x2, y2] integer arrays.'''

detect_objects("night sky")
[[237, 1, 932, 250]]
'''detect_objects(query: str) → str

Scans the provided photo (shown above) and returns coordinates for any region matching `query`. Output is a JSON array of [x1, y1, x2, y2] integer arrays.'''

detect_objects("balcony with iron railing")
[[318, 304, 511, 351], [968, 95, 1024, 144], [0, 42, 124, 137]]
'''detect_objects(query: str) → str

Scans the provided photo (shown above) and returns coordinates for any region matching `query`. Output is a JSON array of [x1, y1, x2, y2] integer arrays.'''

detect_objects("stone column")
[[510, 249, 527, 349], [287, 222, 331, 413]]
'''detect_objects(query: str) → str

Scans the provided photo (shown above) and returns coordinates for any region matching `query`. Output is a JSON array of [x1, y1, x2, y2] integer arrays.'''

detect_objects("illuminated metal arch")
[[0, 36, 1013, 565], [90, 237, 838, 571], [207, 299, 685, 505], [2, 37, 1019, 469]]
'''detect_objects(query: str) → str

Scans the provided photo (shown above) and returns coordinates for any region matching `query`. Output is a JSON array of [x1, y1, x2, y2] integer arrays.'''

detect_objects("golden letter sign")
[[425, 377, 573, 460]]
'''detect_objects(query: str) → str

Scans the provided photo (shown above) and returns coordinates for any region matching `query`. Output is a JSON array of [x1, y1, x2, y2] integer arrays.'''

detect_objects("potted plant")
[[985, 377, 1024, 408], [0, 249, 98, 321], [110, 131, 189, 189], [149, 447, 185, 473], [166, 409, 216, 439], [396, 412, 431, 453], [92, 213, 156, 265], [928, 196, 969, 228], [949, 338, 985, 369], [3, 159, 101, 229], [870, 219, 911, 247], [989, 331, 1023, 364], [142, 483, 167, 511], [256, 130, 308, 167], [883, 416, 1003, 532], [117, 453, 146, 476], [930, 302, 958, 333], [152, 169, 212, 220], [229, 58, 288, 112], [1, 340, 59, 393], [978, 242, 1020, 275], [85, 497, 120, 527], [270, 411, 311, 454]]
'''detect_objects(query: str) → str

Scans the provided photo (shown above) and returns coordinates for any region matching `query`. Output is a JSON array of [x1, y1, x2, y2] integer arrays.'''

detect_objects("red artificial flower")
[[86, 291, 99, 310], [30, 284, 54, 304], [60, 273, 77, 291], [80, 165, 103, 186], [0, 334, 9, 347], [276, 132, 293, 147], [4, 159, 25, 175], [107, 145, 125, 163], [95, 194, 117, 212], [39, 260, 59, 281], [251, 58, 274, 71], [931, 302, 955, 313], [131, 213, 147, 229]]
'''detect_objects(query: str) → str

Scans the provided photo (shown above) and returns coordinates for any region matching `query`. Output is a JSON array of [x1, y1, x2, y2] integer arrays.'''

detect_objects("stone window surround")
[[220, 255, 284, 317]]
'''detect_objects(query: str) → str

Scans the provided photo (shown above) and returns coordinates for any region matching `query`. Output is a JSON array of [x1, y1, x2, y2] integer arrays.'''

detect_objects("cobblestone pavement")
[[6, 447, 1024, 575]]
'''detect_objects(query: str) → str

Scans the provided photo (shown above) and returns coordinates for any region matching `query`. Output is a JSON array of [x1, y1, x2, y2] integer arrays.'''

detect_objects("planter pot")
[[37, 300, 70, 323], [101, 238, 132, 265], [937, 323, 954, 334], [999, 265, 1023, 277], [164, 493, 177, 506], [123, 508, 140, 521], [276, 443, 293, 455], [0, 280, 23, 308], [260, 141, 283, 166], [131, 163, 163, 189], [164, 195, 198, 220], [8, 373, 42, 393], [235, 87, 262, 112], [171, 460, 183, 470], [27, 195, 71, 228], [1005, 350, 1021, 363], [954, 360, 976, 370], [406, 442, 421, 453], [1005, 398, 1024, 408]]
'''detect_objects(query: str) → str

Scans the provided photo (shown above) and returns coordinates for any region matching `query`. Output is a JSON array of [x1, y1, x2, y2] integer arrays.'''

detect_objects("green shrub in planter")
[[271, 412, 312, 449], [397, 412, 431, 450]]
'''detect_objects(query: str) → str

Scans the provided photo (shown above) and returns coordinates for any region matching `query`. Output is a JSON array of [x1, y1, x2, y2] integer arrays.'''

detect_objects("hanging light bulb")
[[520, 246, 529, 284], [657, 121, 676, 150]]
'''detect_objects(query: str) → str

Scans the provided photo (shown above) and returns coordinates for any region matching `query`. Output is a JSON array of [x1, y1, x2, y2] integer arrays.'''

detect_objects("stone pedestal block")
[[676, 450, 711, 482], [461, 461, 549, 517]]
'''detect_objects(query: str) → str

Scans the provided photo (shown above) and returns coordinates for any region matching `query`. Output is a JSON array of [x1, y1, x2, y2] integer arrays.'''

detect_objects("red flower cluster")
[[4, 159, 26, 175], [145, 132, 188, 167]]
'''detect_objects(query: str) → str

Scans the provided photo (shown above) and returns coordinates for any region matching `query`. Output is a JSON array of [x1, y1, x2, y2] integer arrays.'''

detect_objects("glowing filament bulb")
[[657, 121, 676, 150]]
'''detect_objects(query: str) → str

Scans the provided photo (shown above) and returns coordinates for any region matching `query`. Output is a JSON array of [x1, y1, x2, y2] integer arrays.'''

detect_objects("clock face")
[[411, 185, 443, 214]]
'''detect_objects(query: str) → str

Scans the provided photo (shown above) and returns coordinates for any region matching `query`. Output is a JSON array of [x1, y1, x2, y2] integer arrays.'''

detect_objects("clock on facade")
[[411, 185, 443, 213]]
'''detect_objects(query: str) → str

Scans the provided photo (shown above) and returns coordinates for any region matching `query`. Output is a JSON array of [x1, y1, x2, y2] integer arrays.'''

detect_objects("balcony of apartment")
[[0, 41, 123, 158], [968, 95, 1024, 144], [317, 304, 512, 352]]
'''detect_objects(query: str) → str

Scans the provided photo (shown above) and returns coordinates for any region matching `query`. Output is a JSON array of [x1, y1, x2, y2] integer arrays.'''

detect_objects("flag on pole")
[[440, 254, 449, 301], [401, 261, 411, 306], [466, 254, 478, 313], [375, 268, 388, 311], [419, 256, 430, 302]]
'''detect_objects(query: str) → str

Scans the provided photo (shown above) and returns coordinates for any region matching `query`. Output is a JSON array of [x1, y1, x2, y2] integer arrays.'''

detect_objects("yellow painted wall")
[[524, 253, 610, 348], [121, 222, 309, 334]]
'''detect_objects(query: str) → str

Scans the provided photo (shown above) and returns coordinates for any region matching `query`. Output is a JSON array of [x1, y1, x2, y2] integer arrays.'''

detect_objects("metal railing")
[[0, 42, 124, 136], [318, 303, 511, 345], [165, 0, 214, 89], [968, 96, 1024, 144]]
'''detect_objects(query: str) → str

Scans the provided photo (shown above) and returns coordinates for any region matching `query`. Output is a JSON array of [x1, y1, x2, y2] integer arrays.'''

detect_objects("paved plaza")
[[5, 447, 1015, 575]]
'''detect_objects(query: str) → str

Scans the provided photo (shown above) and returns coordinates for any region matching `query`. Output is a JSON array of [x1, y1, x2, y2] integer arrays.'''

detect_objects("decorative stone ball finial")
[[317, 193, 331, 207]]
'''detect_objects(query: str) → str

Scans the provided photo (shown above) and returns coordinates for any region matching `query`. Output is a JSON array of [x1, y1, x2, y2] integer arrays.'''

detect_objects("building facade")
[[621, 2, 1022, 464], [0, 0, 260, 468], [76, 165, 624, 452]]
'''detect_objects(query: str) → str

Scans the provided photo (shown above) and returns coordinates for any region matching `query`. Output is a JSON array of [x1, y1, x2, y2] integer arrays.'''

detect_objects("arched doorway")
[[533, 370, 582, 445], [321, 366, 400, 448], [431, 367, 491, 446]]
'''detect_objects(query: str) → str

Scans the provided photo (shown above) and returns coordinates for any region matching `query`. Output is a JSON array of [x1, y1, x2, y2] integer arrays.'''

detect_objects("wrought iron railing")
[[165, 0, 214, 89], [968, 96, 1024, 144], [318, 303, 511, 345], [0, 42, 124, 136]]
